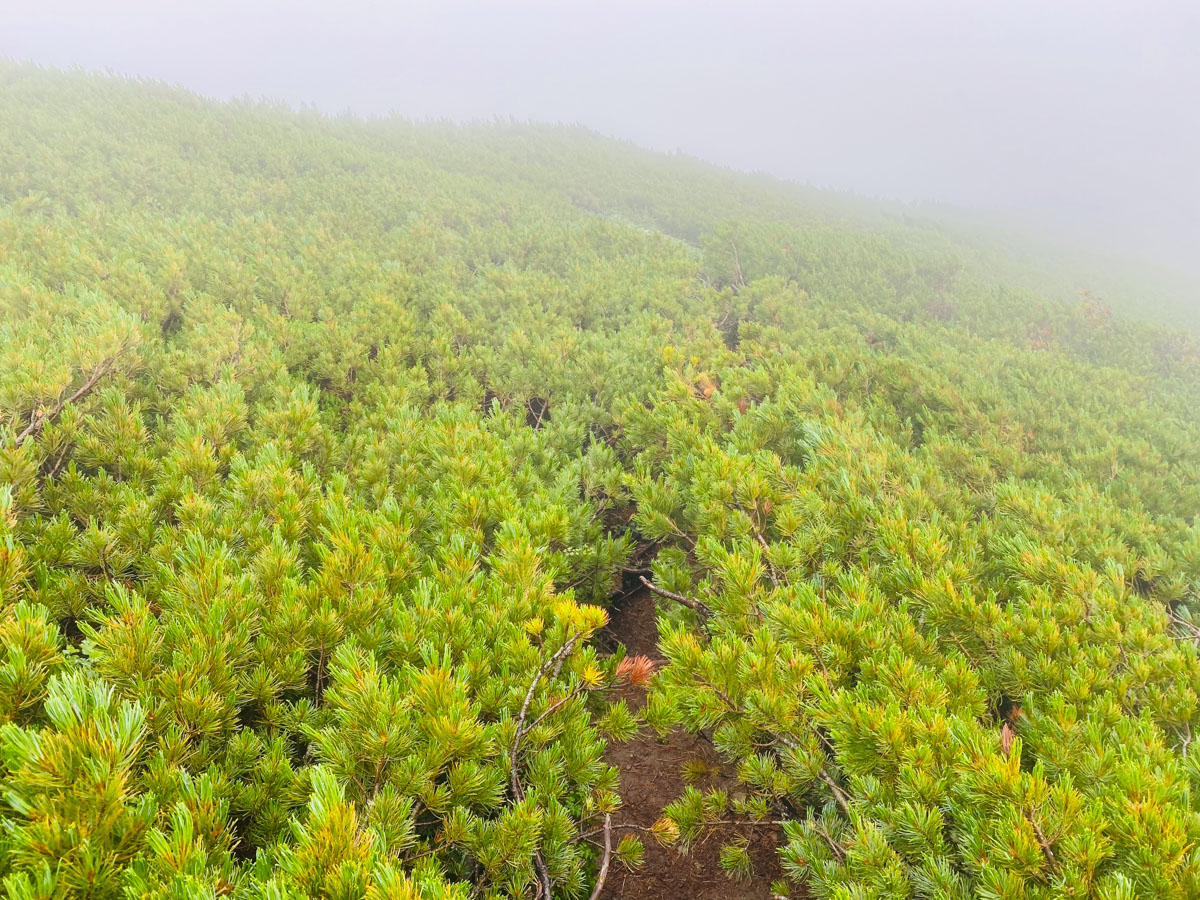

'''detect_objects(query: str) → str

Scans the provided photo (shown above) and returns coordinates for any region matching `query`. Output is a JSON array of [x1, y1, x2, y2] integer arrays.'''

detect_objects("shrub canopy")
[[1, 63, 1199, 899]]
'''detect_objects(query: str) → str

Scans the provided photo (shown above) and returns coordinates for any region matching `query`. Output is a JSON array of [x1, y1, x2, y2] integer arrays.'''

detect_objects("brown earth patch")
[[600, 579, 666, 665], [597, 586, 786, 900]]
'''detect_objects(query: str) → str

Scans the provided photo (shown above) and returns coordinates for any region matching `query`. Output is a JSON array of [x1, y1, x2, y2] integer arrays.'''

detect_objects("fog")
[[5, 0, 1198, 275]]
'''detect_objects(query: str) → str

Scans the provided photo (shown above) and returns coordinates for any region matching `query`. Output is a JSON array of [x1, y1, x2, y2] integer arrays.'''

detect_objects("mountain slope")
[[1, 62, 1199, 900]]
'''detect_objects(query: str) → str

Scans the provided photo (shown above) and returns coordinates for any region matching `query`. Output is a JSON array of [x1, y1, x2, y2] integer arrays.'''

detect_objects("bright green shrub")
[[1, 61, 1199, 898]]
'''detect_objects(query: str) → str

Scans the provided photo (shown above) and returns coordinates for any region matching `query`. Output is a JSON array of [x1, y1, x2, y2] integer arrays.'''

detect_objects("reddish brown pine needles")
[[616, 654, 657, 687]]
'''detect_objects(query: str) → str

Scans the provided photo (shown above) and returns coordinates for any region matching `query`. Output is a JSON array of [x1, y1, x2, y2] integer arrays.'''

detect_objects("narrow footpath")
[[597, 585, 784, 900]]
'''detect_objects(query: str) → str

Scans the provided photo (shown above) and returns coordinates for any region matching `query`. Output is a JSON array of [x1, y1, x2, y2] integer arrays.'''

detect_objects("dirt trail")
[[597, 586, 784, 900]]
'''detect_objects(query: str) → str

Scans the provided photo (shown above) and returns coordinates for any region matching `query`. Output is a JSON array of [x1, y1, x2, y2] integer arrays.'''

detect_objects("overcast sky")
[[4, 0, 1198, 272]]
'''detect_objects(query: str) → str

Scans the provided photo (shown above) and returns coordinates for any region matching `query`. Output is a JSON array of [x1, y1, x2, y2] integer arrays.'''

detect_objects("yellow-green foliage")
[[1, 61, 1199, 899]]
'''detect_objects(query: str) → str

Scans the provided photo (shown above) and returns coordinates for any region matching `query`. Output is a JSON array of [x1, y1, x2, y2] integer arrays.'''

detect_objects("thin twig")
[[735, 501, 781, 589], [15, 354, 124, 448], [1170, 610, 1200, 646], [814, 823, 847, 863], [577, 821, 649, 841], [730, 241, 747, 289], [46, 439, 72, 479], [511, 632, 584, 900], [817, 769, 852, 818], [638, 576, 713, 618], [698, 677, 737, 710], [587, 814, 612, 900], [534, 851, 553, 900], [524, 683, 588, 737], [779, 734, 852, 818], [511, 632, 583, 800], [1027, 807, 1059, 876], [757, 536, 781, 589]]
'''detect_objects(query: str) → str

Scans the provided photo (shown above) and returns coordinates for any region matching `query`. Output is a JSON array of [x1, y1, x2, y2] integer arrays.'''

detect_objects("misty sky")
[[4, 0, 1198, 272]]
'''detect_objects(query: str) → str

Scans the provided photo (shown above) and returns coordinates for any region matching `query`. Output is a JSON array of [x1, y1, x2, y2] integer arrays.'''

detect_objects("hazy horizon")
[[5, 0, 1197, 277]]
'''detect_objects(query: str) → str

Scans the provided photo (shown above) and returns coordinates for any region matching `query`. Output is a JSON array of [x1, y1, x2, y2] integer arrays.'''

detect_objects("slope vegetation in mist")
[[2, 63, 1200, 900]]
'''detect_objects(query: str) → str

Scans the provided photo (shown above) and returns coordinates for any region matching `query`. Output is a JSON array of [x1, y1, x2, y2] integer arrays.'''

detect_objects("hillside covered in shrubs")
[[2, 63, 1200, 900]]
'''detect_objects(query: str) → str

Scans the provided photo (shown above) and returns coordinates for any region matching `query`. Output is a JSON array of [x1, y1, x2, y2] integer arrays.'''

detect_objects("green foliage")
[[0, 672, 154, 898], [1, 61, 1200, 898]]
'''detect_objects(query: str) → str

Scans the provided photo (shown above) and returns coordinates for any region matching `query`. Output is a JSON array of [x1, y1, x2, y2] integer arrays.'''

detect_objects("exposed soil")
[[600, 580, 666, 665], [598, 586, 786, 900]]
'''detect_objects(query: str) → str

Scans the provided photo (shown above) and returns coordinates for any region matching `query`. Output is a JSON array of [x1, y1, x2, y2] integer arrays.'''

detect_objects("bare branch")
[[730, 241, 747, 289], [510, 631, 584, 900], [14, 351, 127, 448], [586, 814, 612, 900], [779, 733, 852, 818], [534, 851, 553, 900], [511, 631, 583, 800], [817, 769, 853, 818], [814, 822, 847, 863], [524, 682, 588, 737], [734, 500, 780, 589], [638, 576, 713, 618], [1170, 610, 1200, 646], [1027, 807, 1059, 876]]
